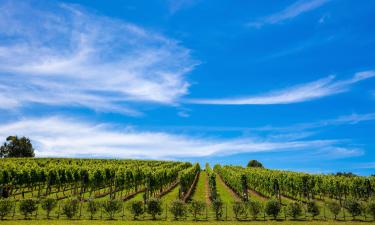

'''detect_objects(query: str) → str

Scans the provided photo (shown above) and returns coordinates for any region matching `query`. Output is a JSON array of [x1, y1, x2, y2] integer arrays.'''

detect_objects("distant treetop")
[[0, 136, 35, 158], [247, 160, 263, 168]]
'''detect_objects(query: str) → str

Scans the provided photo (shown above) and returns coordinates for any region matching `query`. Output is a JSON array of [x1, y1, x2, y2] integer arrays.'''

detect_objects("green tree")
[[247, 160, 263, 168], [41, 198, 57, 219], [265, 199, 281, 220], [102, 199, 122, 220], [286, 202, 302, 220], [0, 199, 13, 220], [86, 199, 100, 220], [146, 198, 162, 220], [128, 200, 144, 220], [211, 198, 223, 220], [0, 136, 35, 158], [169, 199, 187, 220], [327, 201, 341, 220], [232, 201, 247, 220], [19, 199, 38, 219], [367, 200, 375, 220], [306, 201, 320, 219], [344, 199, 362, 220], [189, 200, 205, 221], [247, 199, 262, 220], [62, 199, 79, 219]]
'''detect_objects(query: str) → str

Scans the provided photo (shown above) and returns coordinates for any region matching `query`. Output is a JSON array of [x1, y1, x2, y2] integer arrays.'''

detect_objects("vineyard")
[[0, 158, 375, 223]]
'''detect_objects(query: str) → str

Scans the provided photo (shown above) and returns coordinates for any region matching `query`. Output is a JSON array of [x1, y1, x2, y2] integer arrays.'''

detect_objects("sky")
[[0, 0, 374, 175]]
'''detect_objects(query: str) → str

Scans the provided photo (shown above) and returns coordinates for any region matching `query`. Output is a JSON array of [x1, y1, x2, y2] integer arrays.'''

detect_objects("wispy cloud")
[[187, 71, 375, 105], [0, 116, 355, 159], [166, 0, 199, 14], [0, 1, 197, 115], [247, 0, 330, 28]]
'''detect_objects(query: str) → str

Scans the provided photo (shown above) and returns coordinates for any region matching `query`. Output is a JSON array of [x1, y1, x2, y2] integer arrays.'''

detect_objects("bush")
[[146, 198, 162, 220], [62, 199, 79, 219], [128, 200, 144, 220], [247, 199, 262, 220], [86, 199, 100, 220], [211, 198, 223, 220], [102, 199, 122, 220], [306, 201, 320, 219], [265, 199, 281, 220], [344, 199, 362, 220], [0, 199, 13, 220], [367, 201, 375, 220], [327, 201, 341, 220], [19, 199, 38, 219], [286, 202, 302, 219], [169, 199, 187, 220], [41, 198, 57, 219], [232, 201, 247, 220], [189, 200, 205, 221]]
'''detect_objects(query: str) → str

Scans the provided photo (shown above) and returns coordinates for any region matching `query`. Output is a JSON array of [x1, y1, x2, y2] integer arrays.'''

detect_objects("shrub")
[[146, 198, 162, 220], [232, 201, 247, 220], [306, 201, 320, 219], [41, 198, 57, 219], [327, 201, 341, 220], [265, 199, 281, 220], [86, 199, 100, 220], [169, 199, 187, 220], [344, 199, 362, 220], [286, 202, 302, 219], [128, 200, 144, 220], [247, 199, 262, 220], [102, 199, 122, 220], [367, 201, 375, 220], [19, 199, 38, 219], [211, 198, 223, 220], [189, 200, 205, 221], [0, 199, 13, 220], [62, 199, 79, 219]]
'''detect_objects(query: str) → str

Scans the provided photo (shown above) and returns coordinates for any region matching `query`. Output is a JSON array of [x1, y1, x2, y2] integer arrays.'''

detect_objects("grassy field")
[[190, 172, 209, 204], [0, 220, 371, 225]]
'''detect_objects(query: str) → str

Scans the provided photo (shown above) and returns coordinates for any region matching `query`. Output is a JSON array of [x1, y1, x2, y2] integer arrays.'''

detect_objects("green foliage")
[[62, 199, 79, 219], [128, 200, 144, 220], [0, 136, 34, 158], [265, 199, 281, 220], [306, 201, 320, 219], [247, 199, 262, 220], [286, 202, 302, 219], [0, 198, 13, 220], [86, 199, 100, 220], [367, 200, 375, 219], [102, 199, 122, 220], [344, 199, 362, 219], [189, 200, 205, 221], [19, 199, 38, 219], [169, 199, 187, 220], [327, 201, 341, 220], [232, 201, 247, 220], [41, 198, 57, 219], [211, 198, 223, 220], [146, 198, 162, 220], [247, 160, 263, 168]]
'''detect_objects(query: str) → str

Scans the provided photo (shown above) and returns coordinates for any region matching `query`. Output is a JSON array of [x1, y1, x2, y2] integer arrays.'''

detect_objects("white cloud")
[[247, 0, 330, 28], [0, 116, 353, 159], [0, 1, 196, 115], [187, 71, 375, 105], [167, 0, 199, 14]]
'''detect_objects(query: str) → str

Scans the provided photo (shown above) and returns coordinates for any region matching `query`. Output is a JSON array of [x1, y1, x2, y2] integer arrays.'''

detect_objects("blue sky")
[[0, 0, 374, 175]]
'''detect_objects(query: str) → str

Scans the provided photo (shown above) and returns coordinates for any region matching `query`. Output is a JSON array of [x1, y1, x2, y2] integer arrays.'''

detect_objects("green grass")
[[0, 220, 371, 225], [190, 172, 208, 204]]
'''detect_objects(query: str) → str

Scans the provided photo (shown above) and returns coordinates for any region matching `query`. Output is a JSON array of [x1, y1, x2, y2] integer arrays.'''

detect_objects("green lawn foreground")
[[0, 220, 370, 225]]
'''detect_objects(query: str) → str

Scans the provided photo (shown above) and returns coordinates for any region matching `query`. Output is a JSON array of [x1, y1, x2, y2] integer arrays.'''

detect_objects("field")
[[0, 158, 374, 223]]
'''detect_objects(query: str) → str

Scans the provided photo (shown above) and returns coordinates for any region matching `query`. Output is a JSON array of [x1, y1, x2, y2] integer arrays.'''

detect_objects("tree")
[[41, 198, 57, 219], [146, 198, 162, 220], [247, 199, 262, 220], [19, 199, 38, 219], [62, 199, 79, 219], [327, 201, 341, 220], [87, 199, 100, 220], [102, 199, 122, 220], [306, 201, 320, 219], [247, 160, 263, 168], [232, 201, 247, 220], [189, 200, 205, 221], [344, 199, 362, 220], [128, 200, 144, 220], [0, 136, 35, 158], [286, 202, 302, 220], [367, 200, 375, 220], [211, 198, 223, 220], [0, 199, 13, 220], [265, 199, 281, 220], [169, 199, 187, 220]]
